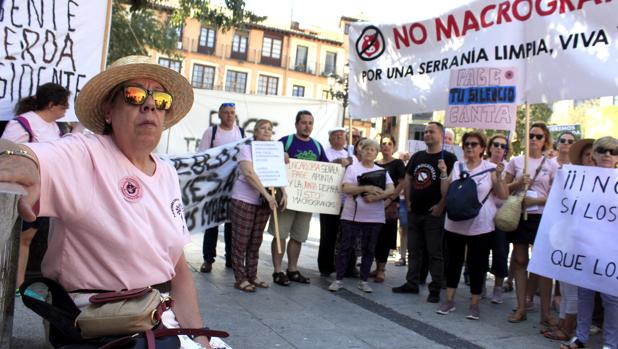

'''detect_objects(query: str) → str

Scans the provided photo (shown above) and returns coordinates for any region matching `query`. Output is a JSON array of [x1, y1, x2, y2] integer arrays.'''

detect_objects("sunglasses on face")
[[529, 133, 544, 141], [464, 141, 480, 148], [559, 138, 575, 145], [123, 86, 172, 110], [594, 147, 618, 156], [492, 141, 507, 150]]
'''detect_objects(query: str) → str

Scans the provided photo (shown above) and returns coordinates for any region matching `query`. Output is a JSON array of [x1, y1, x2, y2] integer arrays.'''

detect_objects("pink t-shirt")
[[198, 124, 243, 151], [340, 162, 393, 223], [444, 160, 497, 236], [506, 155, 558, 214], [231, 144, 261, 205], [1, 111, 62, 143], [27, 134, 190, 291]]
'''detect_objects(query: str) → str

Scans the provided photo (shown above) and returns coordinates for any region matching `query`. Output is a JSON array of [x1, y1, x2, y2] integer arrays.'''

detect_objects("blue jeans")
[[576, 287, 618, 348]]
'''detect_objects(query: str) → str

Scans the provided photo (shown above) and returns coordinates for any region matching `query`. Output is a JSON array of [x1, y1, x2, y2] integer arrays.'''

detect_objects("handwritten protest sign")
[[529, 165, 618, 297], [0, 1, 111, 121], [285, 159, 344, 215], [160, 138, 250, 233], [445, 67, 518, 132], [408, 140, 464, 162], [252, 141, 287, 188]]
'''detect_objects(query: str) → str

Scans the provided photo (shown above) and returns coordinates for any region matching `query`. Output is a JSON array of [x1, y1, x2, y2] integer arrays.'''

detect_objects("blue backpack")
[[445, 162, 495, 221]]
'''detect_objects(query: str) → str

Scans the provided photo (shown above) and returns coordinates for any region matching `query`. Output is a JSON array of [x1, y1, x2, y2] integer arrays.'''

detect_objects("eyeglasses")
[[220, 102, 235, 108], [529, 133, 544, 141], [492, 141, 507, 150], [464, 141, 480, 148], [594, 147, 618, 156], [559, 138, 575, 145], [123, 86, 172, 110]]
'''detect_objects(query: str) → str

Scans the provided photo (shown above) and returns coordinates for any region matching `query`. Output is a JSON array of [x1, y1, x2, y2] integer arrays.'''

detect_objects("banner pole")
[[270, 187, 282, 254], [100, 0, 113, 70], [523, 102, 530, 221]]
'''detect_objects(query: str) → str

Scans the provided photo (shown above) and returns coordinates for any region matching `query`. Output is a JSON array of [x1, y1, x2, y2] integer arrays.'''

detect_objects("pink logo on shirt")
[[119, 177, 143, 202]]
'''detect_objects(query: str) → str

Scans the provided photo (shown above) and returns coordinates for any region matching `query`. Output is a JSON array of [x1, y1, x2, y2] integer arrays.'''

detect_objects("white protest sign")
[[0, 1, 111, 121], [408, 140, 464, 162], [285, 159, 344, 215], [349, 0, 618, 118], [160, 138, 250, 233], [446, 67, 519, 132], [251, 141, 287, 188], [529, 165, 618, 297]]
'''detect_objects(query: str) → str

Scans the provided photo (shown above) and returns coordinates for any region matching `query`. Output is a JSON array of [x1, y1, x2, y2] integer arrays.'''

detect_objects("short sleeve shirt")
[[1, 111, 62, 143], [27, 134, 190, 291], [198, 124, 243, 151], [340, 162, 393, 223], [505, 155, 558, 214], [406, 150, 457, 214], [280, 134, 329, 162], [231, 143, 261, 205]]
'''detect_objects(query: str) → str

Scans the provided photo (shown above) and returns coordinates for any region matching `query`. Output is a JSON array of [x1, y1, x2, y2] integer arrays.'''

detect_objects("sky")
[[232, 0, 470, 31]]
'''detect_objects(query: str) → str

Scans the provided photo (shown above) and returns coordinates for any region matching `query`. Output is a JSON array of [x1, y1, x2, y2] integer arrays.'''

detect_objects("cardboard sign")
[[285, 159, 345, 215], [251, 141, 287, 188], [529, 165, 618, 297], [445, 67, 519, 132]]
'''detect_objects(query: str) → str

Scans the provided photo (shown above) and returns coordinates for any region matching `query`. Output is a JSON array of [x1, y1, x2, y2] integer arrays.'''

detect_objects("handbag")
[[494, 157, 546, 232], [76, 287, 169, 338], [357, 169, 387, 192]]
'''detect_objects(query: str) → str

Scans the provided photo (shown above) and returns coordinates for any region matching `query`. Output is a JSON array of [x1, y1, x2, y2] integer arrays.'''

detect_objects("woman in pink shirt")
[[0, 56, 215, 349], [230, 119, 286, 292], [505, 122, 559, 326], [1, 83, 70, 299], [436, 131, 508, 320]]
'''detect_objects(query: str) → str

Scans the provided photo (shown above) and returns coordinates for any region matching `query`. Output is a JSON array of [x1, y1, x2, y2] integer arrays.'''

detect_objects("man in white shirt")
[[198, 102, 245, 273]]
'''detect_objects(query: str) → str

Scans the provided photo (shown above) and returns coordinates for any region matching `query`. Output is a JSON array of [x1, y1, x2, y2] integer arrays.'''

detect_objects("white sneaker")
[[329, 280, 343, 292], [358, 281, 373, 293]]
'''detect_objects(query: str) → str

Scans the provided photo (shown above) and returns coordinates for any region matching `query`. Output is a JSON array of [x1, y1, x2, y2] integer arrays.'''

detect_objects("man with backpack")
[[198, 102, 246, 273], [269, 110, 329, 286], [392, 121, 456, 304]]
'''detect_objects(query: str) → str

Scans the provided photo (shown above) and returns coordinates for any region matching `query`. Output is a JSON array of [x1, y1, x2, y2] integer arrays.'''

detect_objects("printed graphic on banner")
[[529, 165, 618, 297], [0, 1, 111, 121], [252, 141, 288, 188], [160, 138, 250, 233], [285, 159, 344, 215], [348, 0, 618, 119], [446, 67, 518, 132], [548, 124, 582, 141], [408, 140, 464, 162]]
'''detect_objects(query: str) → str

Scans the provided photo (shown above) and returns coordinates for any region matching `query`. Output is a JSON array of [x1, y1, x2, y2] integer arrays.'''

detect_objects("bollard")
[[0, 192, 22, 349]]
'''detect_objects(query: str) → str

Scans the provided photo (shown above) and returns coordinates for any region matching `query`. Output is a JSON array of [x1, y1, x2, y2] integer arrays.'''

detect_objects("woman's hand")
[[264, 193, 277, 211], [495, 162, 505, 177], [362, 193, 380, 203], [0, 148, 41, 222], [364, 185, 384, 196], [518, 174, 531, 189]]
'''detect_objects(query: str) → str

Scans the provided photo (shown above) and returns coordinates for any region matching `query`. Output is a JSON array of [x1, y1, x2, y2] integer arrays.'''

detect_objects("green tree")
[[510, 103, 553, 156], [109, 0, 265, 63]]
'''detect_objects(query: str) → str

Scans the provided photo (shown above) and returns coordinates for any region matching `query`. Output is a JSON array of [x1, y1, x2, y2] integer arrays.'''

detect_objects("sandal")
[[507, 310, 527, 323], [250, 279, 269, 288], [540, 316, 560, 328], [272, 272, 290, 286], [234, 280, 256, 293], [544, 328, 570, 341], [559, 337, 589, 349], [286, 270, 310, 284]]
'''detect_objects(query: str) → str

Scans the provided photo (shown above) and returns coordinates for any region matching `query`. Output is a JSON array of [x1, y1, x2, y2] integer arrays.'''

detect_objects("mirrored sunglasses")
[[123, 86, 173, 110]]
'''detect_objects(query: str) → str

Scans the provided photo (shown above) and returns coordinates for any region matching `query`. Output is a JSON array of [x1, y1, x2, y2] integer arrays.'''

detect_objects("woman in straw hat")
[[561, 136, 618, 349], [0, 56, 213, 348]]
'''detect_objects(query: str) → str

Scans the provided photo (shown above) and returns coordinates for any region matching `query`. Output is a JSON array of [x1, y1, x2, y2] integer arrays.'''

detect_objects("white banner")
[[445, 67, 519, 132], [285, 159, 344, 215], [529, 165, 618, 297], [252, 141, 288, 188], [160, 138, 250, 233], [349, 0, 618, 118], [0, 0, 111, 121], [157, 89, 343, 155]]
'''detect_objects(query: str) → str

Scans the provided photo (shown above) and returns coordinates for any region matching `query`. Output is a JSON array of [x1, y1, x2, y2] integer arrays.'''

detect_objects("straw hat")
[[75, 55, 194, 134], [568, 138, 594, 165]]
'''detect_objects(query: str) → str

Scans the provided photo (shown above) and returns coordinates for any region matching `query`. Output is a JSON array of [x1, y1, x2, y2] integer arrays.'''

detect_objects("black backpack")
[[445, 162, 495, 221]]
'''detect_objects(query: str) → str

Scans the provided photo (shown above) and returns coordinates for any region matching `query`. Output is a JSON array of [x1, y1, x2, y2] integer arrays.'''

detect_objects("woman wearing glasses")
[[1, 83, 71, 300], [505, 122, 559, 327], [436, 131, 508, 320], [553, 131, 577, 167], [0, 56, 213, 348], [561, 136, 618, 349]]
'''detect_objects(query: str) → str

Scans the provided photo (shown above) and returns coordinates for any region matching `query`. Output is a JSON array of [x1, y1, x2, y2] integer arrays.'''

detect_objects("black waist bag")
[[445, 163, 495, 221]]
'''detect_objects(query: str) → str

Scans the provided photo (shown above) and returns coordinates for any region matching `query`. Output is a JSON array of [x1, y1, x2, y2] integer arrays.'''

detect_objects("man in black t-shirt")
[[393, 122, 456, 303]]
